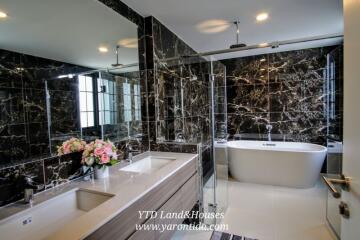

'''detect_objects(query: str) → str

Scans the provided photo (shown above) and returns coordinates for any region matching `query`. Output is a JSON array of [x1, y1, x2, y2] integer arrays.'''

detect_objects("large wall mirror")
[[0, 0, 142, 166]]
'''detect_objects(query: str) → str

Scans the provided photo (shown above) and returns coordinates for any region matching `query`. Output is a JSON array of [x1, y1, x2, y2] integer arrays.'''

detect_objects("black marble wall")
[[0, 49, 89, 206], [222, 46, 342, 145], [0, 49, 89, 167]]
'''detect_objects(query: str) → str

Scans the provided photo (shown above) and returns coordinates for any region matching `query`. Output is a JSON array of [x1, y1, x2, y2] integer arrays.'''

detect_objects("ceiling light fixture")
[[98, 46, 108, 53], [0, 11, 7, 19], [256, 13, 269, 22], [259, 42, 269, 47]]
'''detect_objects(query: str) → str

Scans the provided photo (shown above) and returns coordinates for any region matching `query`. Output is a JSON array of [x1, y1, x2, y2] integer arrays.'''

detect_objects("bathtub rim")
[[227, 140, 327, 153]]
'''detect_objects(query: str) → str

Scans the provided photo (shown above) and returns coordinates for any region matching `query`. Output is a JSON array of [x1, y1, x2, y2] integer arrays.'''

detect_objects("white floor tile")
[[223, 179, 335, 240]]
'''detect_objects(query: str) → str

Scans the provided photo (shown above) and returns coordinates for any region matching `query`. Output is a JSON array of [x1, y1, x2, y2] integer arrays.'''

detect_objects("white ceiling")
[[0, 0, 139, 69], [123, 0, 343, 59]]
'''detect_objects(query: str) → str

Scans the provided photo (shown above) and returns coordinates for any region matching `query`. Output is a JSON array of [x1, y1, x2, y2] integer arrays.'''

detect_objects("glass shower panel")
[[153, 55, 228, 225], [203, 59, 228, 224], [325, 46, 343, 239], [212, 61, 228, 215]]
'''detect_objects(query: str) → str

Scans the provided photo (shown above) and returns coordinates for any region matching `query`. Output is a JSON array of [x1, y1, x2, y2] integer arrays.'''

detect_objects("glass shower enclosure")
[[154, 55, 229, 224]]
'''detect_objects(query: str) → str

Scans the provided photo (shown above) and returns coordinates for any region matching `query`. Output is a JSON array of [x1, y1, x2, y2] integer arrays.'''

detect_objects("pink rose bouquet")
[[81, 139, 118, 168], [57, 137, 86, 156]]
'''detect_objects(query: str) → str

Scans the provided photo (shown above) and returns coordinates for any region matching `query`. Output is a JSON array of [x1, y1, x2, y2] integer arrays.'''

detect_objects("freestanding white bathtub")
[[228, 140, 327, 188]]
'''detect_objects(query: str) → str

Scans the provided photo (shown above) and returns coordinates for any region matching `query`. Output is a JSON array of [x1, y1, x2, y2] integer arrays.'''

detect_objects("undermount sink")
[[0, 189, 114, 240], [120, 156, 176, 173]]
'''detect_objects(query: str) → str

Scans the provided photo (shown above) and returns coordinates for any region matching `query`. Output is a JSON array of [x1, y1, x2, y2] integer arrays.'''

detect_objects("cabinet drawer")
[[128, 218, 155, 240], [181, 173, 198, 212], [155, 173, 198, 240]]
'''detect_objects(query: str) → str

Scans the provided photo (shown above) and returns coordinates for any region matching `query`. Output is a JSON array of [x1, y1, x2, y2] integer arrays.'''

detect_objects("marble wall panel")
[[223, 46, 342, 145]]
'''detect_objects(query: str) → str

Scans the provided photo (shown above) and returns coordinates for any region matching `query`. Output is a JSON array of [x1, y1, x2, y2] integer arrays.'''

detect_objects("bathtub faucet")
[[266, 124, 273, 141]]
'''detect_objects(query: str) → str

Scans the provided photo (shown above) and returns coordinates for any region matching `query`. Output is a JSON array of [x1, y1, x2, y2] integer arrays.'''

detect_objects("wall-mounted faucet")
[[266, 124, 273, 142], [175, 130, 185, 143]]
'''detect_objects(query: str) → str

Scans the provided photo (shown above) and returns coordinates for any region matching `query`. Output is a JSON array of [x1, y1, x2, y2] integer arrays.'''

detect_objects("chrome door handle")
[[322, 174, 351, 199]]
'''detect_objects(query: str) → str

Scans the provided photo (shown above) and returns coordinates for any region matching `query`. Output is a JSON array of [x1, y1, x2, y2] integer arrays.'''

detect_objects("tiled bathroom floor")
[[221, 179, 336, 240]]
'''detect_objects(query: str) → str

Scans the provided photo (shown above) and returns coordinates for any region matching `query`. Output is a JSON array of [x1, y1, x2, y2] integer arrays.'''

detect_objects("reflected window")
[[78, 75, 95, 128], [98, 78, 117, 125], [123, 82, 132, 122], [134, 83, 141, 121], [122, 80, 141, 122]]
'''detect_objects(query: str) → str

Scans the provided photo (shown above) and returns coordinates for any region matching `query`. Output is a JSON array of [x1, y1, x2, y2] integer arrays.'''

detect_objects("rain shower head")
[[111, 45, 123, 67], [230, 43, 247, 49], [229, 20, 247, 49]]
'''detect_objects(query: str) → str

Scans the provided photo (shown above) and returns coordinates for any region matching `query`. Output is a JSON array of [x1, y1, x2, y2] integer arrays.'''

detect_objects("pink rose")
[[94, 147, 104, 156], [100, 154, 110, 164], [63, 143, 71, 154], [104, 146, 113, 155]]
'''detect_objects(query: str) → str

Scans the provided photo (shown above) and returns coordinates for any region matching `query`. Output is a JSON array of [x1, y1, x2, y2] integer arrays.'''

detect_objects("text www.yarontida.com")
[[135, 223, 228, 233]]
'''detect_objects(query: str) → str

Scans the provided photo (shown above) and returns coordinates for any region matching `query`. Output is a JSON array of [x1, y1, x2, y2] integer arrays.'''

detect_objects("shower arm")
[[158, 33, 344, 62], [235, 20, 240, 45]]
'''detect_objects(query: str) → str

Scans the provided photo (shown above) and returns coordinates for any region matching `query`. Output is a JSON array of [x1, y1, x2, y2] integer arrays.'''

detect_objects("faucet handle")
[[24, 175, 36, 185]]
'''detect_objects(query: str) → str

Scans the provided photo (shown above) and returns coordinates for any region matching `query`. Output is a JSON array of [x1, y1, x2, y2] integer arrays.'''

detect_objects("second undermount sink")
[[120, 156, 176, 173], [0, 189, 114, 240]]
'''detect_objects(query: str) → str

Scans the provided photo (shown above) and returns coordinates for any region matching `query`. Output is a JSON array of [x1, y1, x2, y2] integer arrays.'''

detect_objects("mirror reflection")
[[0, 0, 141, 165]]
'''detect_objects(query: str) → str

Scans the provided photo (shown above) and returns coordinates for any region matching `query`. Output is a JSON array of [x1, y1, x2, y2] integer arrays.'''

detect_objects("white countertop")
[[0, 151, 198, 240]]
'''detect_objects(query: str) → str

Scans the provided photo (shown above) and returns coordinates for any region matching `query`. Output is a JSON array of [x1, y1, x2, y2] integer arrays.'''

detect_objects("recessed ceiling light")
[[256, 13, 269, 22], [196, 19, 230, 34], [98, 46, 108, 53], [0, 11, 7, 19], [259, 42, 269, 47]]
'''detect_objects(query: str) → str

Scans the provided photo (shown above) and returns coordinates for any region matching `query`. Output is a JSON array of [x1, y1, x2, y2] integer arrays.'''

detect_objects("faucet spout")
[[266, 124, 273, 142], [125, 142, 140, 164]]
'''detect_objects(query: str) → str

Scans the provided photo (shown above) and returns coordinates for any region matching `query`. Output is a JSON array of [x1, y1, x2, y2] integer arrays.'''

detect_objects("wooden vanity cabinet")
[[86, 158, 198, 240]]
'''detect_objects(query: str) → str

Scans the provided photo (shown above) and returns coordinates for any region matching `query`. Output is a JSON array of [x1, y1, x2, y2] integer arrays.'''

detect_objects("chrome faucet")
[[175, 130, 185, 143], [266, 124, 273, 142], [23, 175, 43, 204], [125, 143, 140, 164]]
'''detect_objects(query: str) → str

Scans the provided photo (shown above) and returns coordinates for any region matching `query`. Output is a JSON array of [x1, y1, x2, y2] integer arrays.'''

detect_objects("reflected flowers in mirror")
[[57, 137, 86, 156]]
